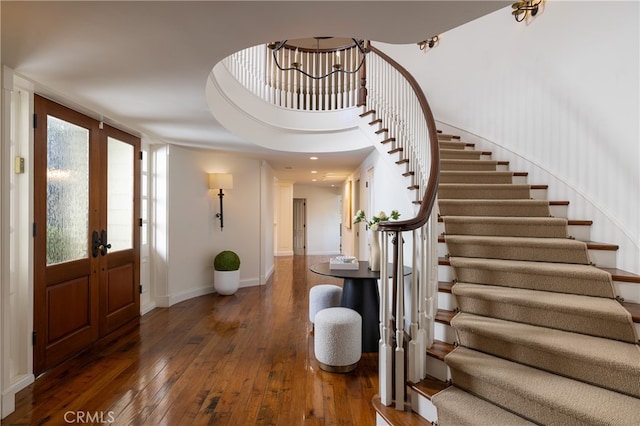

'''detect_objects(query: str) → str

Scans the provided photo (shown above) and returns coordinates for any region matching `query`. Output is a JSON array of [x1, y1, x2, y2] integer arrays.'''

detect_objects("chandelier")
[[267, 37, 369, 80]]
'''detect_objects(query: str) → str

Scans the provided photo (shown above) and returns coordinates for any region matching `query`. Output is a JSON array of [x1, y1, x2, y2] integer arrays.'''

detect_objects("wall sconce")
[[512, 0, 542, 22], [417, 35, 439, 51], [208, 173, 233, 230]]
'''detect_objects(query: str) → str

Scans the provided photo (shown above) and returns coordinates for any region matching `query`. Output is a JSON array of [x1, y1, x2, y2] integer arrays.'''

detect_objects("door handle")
[[92, 230, 112, 257], [100, 229, 111, 256]]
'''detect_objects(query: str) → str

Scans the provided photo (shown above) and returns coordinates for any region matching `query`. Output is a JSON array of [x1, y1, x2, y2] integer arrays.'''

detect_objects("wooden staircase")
[[366, 125, 640, 424]]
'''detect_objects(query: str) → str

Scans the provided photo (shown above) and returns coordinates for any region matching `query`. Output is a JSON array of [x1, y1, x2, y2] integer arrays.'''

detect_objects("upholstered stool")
[[308, 284, 343, 323], [314, 307, 362, 373]]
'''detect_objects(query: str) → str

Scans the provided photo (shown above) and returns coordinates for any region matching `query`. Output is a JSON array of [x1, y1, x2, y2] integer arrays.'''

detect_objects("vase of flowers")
[[353, 209, 400, 271]]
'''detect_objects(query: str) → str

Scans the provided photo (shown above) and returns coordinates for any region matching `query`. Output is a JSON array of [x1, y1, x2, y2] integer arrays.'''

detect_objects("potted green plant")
[[213, 250, 241, 295]]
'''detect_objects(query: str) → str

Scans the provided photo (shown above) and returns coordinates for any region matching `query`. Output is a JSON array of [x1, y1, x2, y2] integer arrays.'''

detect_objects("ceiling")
[[2, 1, 509, 186]]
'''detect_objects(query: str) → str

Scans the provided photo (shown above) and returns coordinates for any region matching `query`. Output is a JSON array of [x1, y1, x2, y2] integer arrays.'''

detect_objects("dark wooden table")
[[310, 261, 411, 353]]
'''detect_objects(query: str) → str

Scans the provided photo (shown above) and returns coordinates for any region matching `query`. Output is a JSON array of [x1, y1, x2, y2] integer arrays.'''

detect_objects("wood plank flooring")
[[4, 255, 379, 425]]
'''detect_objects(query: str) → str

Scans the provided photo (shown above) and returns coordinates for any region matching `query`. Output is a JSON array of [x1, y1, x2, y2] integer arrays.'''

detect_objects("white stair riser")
[[614, 281, 640, 304], [435, 321, 456, 344], [512, 175, 527, 184], [438, 242, 447, 258], [549, 204, 568, 218], [426, 356, 451, 382], [530, 188, 547, 200], [438, 264, 454, 282], [588, 249, 617, 269], [438, 265, 455, 282], [438, 291, 458, 311], [410, 392, 439, 424], [567, 225, 591, 241]]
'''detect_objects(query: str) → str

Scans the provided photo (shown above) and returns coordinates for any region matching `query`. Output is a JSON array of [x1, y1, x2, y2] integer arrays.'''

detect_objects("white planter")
[[214, 269, 240, 295]]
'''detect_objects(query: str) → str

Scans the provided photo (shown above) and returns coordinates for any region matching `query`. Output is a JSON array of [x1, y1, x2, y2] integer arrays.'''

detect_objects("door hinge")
[[139, 218, 143, 227], [33, 114, 37, 129], [32, 223, 37, 238], [139, 285, 143, 294], [32, 331, 37, 346], [139, 151, 143, 161]]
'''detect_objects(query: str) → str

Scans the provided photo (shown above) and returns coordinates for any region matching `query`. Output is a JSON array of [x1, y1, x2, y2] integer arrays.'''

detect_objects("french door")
[[33, 95, 140, 375]]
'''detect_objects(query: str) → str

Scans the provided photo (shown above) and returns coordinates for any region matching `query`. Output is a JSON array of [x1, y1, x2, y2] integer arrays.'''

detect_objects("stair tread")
[[621, 301, 640, 323], [439, 217, 592, 226], [427, 339, 455, 361], [409, 375, 448, 401], [453, 283, 638, 341], [372, 395, 431, 426], [432, 386, 536, 426], [442, 233, 618, 251], [453, 312, 640, 369], [584, 240, 619, 250], [446, 347, 640, 425], [444, 256, 619, 299], [439, 281, 453, 293], [601, 267, 640, 283], [436, 309, 455, 325]]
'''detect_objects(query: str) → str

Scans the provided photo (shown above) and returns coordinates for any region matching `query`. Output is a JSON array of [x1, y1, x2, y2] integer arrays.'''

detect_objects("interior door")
[[33, 95, 140, 375], [99, 126, 140, 336], [293, 198, 306, 255]]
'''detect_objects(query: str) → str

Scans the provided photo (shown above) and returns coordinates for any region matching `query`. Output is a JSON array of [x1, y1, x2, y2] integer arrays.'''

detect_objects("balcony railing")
[[223, 43, 364, 111]]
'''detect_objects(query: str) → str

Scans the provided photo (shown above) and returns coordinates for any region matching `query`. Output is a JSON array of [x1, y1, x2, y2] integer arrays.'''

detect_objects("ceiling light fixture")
[[268, 37, 369, 80], [417, 35, 439, 51], [512, 0, 542, 22]]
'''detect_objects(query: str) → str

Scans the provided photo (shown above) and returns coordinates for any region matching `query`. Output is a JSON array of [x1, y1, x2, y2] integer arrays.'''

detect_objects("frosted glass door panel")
[[107, 137, 134, 252], [46, 116, 89, 265]]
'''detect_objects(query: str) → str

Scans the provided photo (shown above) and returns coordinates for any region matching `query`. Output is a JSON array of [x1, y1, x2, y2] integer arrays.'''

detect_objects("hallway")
[[4, 255, 379, 425]]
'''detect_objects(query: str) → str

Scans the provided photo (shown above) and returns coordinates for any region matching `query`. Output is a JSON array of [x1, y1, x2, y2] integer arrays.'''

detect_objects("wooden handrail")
[[369, 45, 440, 232]]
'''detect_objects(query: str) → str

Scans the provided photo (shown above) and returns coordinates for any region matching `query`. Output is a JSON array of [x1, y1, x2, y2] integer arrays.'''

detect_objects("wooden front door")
[[33, 95, 140, 375]]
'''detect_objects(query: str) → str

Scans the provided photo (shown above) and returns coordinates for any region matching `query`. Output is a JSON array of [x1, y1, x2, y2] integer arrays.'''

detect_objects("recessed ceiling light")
[[312, 178, 317, 182], [311, 170, 317, 174], [310, 156, 318, 160]]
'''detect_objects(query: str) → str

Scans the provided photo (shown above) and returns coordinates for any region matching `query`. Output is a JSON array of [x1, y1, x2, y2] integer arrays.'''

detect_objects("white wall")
[[158, 145, 272, 306], [379, 1, 640, 273], [293, 184, 342, 255], [342, 149, 417, 263], [260, 161, 275, 283]]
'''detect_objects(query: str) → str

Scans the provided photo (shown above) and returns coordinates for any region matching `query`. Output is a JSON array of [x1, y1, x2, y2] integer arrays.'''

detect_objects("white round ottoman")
[[308, 284, 343, 323], [314, 307, 362, 373]]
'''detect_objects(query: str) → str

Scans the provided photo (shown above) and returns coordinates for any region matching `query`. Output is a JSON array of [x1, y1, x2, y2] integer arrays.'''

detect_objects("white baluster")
[[379, 231, 392, 406], [395, 233, 405, 410]]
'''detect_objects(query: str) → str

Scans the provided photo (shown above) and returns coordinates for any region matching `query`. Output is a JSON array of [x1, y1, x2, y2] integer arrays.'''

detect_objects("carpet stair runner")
[[429, 134, 640, 425]]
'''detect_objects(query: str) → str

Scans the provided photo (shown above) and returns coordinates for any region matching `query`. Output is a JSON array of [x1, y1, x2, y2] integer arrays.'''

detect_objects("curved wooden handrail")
[[369, 45, 440, 233]]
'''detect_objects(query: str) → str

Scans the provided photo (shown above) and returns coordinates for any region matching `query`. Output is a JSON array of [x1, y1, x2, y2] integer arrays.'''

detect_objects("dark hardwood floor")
[[4, 255, 380, 425]]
